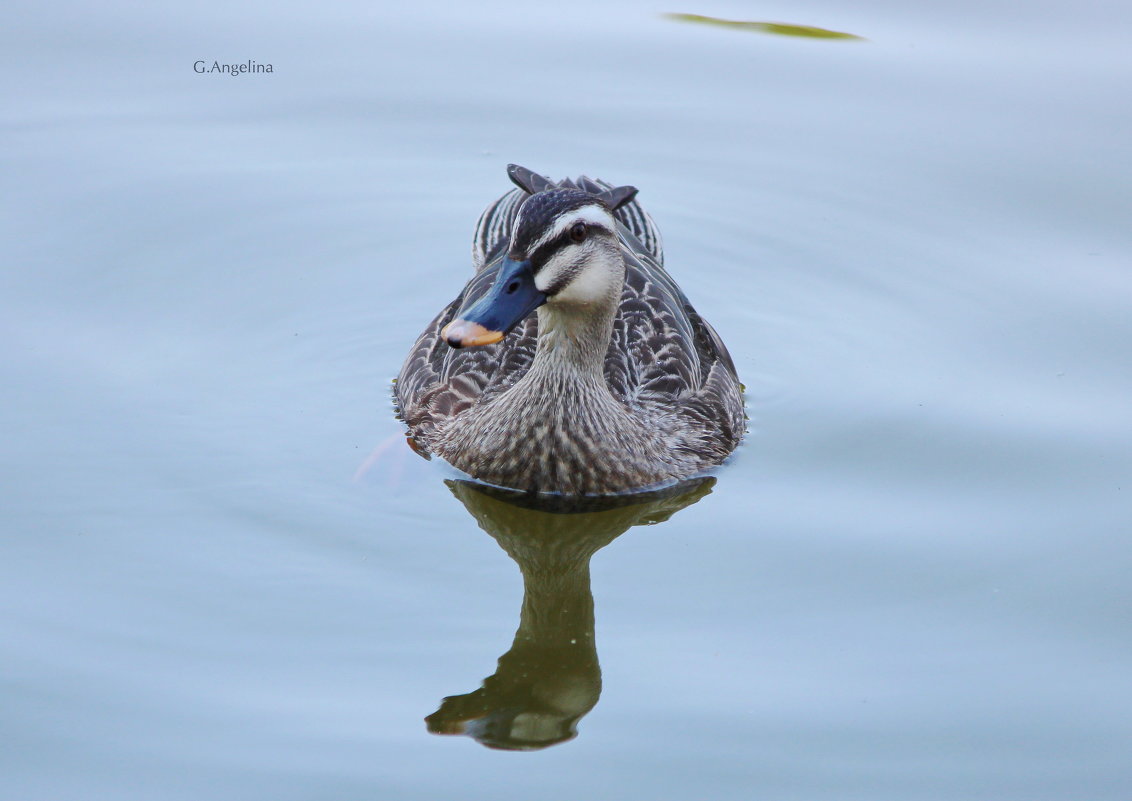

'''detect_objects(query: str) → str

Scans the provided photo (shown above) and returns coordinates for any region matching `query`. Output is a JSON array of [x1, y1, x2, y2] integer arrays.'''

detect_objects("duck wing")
[[605, 226, 744, 455]]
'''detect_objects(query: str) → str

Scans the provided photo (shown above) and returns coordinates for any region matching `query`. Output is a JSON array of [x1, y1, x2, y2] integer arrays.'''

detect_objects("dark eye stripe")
[[528, 223, 609, 271]]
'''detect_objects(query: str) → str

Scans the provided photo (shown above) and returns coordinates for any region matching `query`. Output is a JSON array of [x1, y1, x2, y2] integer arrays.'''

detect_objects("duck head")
[[442, 170, 638, 349]]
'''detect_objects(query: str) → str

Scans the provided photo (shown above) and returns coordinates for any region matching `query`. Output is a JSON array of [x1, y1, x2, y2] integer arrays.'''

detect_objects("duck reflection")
[[425, 477, 714, 750]]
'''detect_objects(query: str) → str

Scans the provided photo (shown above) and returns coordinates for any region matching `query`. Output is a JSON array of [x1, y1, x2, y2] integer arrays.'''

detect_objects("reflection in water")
[[663, 13, 864, 41], [426, 478, 715, 750]]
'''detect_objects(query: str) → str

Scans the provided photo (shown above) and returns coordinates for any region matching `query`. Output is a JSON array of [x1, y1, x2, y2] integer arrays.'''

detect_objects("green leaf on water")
[[664, 13, 865, 41]]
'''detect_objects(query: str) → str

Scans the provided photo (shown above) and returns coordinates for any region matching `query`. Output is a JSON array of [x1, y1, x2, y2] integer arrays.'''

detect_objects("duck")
[[395, 164, 744, 495]]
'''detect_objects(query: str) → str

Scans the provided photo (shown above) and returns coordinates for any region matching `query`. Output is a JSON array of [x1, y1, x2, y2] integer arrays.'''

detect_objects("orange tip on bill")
[[441, 319, 505, 348]]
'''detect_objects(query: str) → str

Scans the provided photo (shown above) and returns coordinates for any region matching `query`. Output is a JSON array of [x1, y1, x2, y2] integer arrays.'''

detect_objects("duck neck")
[[527, 301, 616, 387]]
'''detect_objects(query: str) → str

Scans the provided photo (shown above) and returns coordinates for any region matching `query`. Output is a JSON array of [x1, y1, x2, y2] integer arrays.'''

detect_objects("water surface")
[[2, 1, 1131, 799]]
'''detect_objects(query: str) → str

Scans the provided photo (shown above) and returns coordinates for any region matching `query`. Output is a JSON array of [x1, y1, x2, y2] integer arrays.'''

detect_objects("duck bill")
[[442, 258, 547, 349]]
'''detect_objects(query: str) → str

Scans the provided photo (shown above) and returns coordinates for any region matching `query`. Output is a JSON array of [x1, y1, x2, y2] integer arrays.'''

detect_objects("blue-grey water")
[[3, 1, 1130, 798]]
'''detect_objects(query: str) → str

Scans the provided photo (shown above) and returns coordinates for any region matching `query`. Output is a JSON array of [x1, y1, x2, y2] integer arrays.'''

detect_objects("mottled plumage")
[[396, 164, 744, 495]]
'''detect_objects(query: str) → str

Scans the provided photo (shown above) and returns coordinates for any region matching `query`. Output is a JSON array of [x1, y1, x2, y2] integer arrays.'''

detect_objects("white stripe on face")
[[515, 203, 613, 257]]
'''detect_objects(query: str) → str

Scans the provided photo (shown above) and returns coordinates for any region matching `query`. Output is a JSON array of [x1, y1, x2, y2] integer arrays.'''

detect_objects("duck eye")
[[569, 222, 587, 243]]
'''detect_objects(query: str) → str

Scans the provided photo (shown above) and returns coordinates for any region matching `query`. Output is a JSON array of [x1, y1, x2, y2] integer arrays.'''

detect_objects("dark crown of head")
[[510, 189, 606, 257]]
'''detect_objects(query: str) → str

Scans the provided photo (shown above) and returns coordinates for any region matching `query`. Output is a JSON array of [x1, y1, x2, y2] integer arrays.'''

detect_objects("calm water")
[[3, 0, 1131, 798]]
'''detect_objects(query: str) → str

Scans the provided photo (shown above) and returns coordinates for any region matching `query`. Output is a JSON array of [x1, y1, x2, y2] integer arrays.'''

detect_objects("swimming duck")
[[396, 164, 743, 495]]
